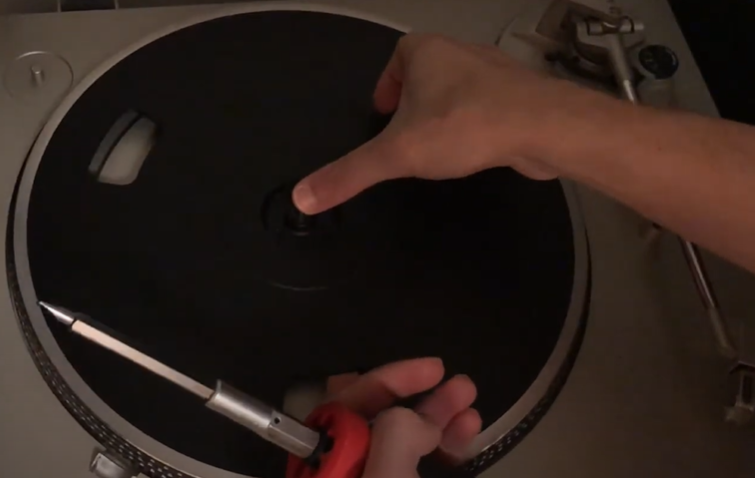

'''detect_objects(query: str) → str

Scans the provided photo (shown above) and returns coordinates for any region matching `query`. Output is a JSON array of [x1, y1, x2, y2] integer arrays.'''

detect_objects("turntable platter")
[[9, 9, 589, 478]]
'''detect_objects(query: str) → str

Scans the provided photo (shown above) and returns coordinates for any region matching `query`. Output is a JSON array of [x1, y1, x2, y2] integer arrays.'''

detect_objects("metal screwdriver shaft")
[[38, 301, 320, 459], [39, 301, 214, 399]]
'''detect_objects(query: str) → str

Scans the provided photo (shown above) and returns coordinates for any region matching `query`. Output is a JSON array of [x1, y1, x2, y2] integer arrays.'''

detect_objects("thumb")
[[292, 136, 402, 215], [363, 407, 442, 478]]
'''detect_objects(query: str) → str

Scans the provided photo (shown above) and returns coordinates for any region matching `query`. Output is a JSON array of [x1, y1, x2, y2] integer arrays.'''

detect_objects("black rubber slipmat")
[[25, 10, 576, 478]]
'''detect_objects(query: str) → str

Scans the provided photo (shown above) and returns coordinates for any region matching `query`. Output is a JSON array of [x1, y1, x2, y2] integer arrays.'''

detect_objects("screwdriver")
[[38, 302, 371, 478]]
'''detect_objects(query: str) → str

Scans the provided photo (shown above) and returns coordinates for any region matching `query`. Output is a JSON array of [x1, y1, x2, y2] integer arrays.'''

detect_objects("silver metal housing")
[[3, 2, 754, 478]]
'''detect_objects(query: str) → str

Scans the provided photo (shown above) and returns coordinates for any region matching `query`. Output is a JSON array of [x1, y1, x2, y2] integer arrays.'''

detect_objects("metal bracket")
[[577, 17, 643, 102], [726, 365, 755, 425], [726, 320, 755, 424], [89, 449, 137, 478], [503, 0, 645, 89]]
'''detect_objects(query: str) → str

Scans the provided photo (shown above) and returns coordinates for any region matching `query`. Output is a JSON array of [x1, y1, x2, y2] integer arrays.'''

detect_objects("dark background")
[[668, 0, 755, 125]]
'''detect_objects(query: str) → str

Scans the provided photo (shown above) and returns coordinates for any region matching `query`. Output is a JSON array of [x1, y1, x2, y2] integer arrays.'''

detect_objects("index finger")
[[332, 357, 444, 418]]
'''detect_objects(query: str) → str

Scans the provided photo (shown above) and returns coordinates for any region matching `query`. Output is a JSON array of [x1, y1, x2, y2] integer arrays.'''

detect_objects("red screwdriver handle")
[[286, 402, 370, 478]]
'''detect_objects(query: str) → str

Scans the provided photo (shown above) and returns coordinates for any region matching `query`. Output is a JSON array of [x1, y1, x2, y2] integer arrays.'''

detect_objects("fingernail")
[[293, 182, 316, 214]]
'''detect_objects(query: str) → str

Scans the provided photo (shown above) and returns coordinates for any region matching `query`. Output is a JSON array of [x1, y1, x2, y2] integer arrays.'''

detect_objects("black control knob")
[[638, 45, 679, 80], [262, 182, 339, 240], [285, 208, 317, 236]]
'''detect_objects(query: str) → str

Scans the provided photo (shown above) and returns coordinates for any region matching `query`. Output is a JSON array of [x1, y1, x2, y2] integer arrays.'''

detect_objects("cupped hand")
[[327, 358, 481, 478]]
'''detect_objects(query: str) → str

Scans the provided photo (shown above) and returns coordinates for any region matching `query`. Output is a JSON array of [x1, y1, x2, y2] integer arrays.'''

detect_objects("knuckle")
[[373, 406, 430, 436]]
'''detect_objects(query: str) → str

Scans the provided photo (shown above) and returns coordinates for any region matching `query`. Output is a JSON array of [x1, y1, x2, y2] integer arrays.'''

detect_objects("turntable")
[[1, 2, 754, 478]]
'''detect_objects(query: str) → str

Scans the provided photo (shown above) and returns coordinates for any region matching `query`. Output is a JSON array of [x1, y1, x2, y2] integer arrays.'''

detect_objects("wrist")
[[523, 83, 639, 179]]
